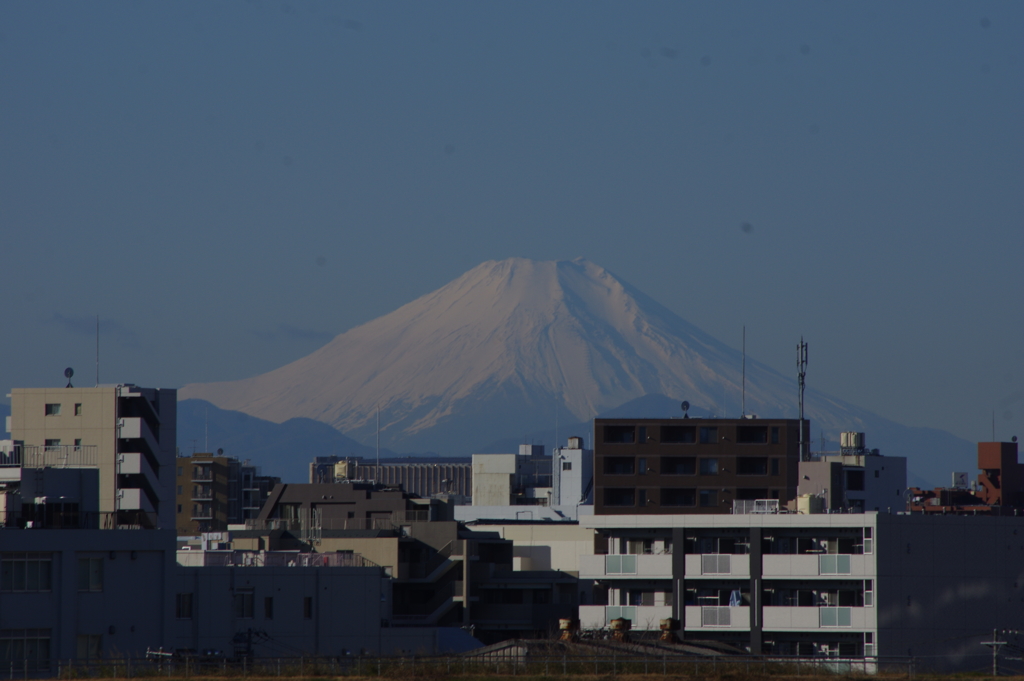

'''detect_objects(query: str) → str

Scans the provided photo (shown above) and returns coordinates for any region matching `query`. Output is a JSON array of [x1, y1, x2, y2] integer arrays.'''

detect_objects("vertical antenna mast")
[[95, 314, 100, 386], [741, 326, 746, 417], [376, 404, 380, 484], [797, 338, 808, 461]]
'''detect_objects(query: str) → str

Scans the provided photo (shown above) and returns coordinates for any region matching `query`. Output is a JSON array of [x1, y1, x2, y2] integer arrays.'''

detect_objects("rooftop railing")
[[1, 445, 99, 468]]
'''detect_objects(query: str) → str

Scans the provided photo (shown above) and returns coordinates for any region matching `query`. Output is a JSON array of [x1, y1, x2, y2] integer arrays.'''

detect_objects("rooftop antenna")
[[797, 337, 808, 461], [741, 326, 746, 417], [64, 367, 74, 388], [681, 400, 690, 419], [95, 314, 100, 386], [992, 410, 996, 442], [205, 407, 209, 452], [375, 404, 380, 485]]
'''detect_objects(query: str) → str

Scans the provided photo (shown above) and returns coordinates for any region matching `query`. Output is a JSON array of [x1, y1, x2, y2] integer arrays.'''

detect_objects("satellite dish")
[[1013, 436, 1018, 443], [681, 401, 690, 419], [217, 448, 224, 456], [64, 367, 74, 388]]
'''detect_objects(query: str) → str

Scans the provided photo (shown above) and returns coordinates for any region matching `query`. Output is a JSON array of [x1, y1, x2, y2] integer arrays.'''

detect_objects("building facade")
[[8, 385, 176, 529], [578, 511, 1024, 670], [175, 454, 279, 535], [593, 418, 804, 515]]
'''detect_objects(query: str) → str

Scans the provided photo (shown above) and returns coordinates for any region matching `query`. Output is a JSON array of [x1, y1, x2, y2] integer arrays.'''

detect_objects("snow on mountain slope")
[[179, 258, 972, 482]]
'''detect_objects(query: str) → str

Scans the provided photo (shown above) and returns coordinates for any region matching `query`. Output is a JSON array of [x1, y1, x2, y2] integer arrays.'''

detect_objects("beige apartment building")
[[7, 385, 176, 529]]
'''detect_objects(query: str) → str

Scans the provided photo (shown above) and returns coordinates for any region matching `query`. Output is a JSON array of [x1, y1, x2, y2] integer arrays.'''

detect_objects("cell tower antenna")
[[741, 326, 746, 417], [797, 338, 808, 461]]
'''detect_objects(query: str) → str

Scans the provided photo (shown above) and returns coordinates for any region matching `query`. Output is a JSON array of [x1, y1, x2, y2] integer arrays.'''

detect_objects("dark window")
[[638, 458, 647, 475], [771, 458, 780, 476], [604, 488, 635, 506], [603, 426, 635, 443], [847, 470, 865, 491], [44, 404, 61, 416], [699, 427, 718, 444], [663, 457, 696, 475], [77, 558, 103, 592], [699, 458, 718, 475], [661, 426, 696, 444], [638, 489, 648, 506], [638, 426, 647, 442], [771, 427, 780, 444], [736, 488, 768, 500], [234, 590, 254, 618], [265, 597, 274, 620], [699, 490, 718, 507], [1, 553, 52, 593], [303, 596, 313, 619], [603, 457, 635, 475], [661, 488, 696, 507], [874, 470, 879, 478], [176, 593, 193, 619], [562, 461, 572, 471], [737, 457, 768, 475], [737, 426, 768, 444], [3, 629, 52, 670]]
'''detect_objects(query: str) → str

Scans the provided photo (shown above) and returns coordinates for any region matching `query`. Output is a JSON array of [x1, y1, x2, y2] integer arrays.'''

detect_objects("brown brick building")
[[175, 453, 279, 534], [593, 417, 805, 514]]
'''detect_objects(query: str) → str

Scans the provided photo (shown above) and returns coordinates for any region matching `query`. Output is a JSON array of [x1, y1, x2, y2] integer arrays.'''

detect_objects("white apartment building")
[[579, 511, 1024, 671]]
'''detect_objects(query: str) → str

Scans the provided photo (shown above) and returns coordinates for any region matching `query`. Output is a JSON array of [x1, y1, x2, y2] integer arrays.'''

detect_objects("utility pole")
[[982, 629, 1008, 676]]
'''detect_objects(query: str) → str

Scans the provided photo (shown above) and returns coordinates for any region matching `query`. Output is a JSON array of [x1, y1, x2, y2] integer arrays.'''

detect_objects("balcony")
[[192, 470, 213, 482], [684, 553, 750, 577], [579, 605, 674, 630], [192, 488, 213, 500], [762, 606, 874, 631], [578, 553, 673, 580], [683, 605, 750, 630], [762, 554, 870, 577], [19, 444, 98, 468]]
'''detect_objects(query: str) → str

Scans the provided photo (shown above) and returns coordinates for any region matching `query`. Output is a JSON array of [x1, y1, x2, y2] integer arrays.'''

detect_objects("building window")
[[699, 458, 718, 475], [76, 634, 101, 661], [736, 426, 768, 444], [638, 458, 647, 475], [303, 596, 313, 620], [44, 404, 61, 416], [603, 457, 635, 475], [73, 439, 82, 450], [737, 457, 768, 475], [74, 403, 82, 416], [562, 461, 572, 471], [637, 426, 647, 442], [265, 597, 274, 620], [177, 486, 183, 495], [176, 593, 193, 619], [661, 488, 696, 507], [663, 457, 696, 475], [699, 490, 717, 507], [177, 467, 183, 477], [1, 553, 52, 592], [177, 504, 182, 513], [770, 427, 779, 444], [847, 470, 865, 491], [637, 489, 648, 506], [819, 554, 852, 575], [603, 425, 635, 444], [699, 427, 718, 444], [234, 590, 254, 618], [77, 557, 103, 592], [863, 527, 873, 554], [661, 426, 696, 444], [604, 488, 635, 507], [44, 439, 61, 449], [771, 458, 780, 476], [2, 629, 52, 671], [864, 580, 873, 607]]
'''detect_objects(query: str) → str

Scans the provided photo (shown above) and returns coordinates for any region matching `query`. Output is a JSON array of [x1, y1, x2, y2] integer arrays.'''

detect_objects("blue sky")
[[2, 1, 1021, 446]]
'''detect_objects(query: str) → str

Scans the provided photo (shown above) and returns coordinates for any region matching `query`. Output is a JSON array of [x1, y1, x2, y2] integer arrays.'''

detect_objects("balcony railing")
[[4, 445, 99, 468], [192, 489, 213, 500]]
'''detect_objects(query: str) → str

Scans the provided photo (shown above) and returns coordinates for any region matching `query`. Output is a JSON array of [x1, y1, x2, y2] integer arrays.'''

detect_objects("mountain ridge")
[[180, 257, 976, 486]]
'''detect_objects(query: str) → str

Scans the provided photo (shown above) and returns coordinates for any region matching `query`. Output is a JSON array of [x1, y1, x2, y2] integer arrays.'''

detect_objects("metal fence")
[[4, 650, 1021, 679], [0, 653, 968, 680]]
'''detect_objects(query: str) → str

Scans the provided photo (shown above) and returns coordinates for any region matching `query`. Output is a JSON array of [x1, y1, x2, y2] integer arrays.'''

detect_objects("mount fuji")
[[180, 258, 971, 486]]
